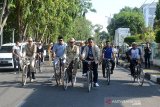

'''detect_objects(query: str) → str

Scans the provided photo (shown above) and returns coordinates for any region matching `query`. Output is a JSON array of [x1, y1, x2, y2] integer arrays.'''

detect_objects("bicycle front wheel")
[[22, 65, 28, 86], [63, 68, 68, 90], [138, 68, 144, 86], [87, 70, 92, 92], [106, 68, 110, 85]]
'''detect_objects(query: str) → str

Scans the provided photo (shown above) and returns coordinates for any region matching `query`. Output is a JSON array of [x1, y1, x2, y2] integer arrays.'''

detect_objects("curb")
[[119, 61, 160, 84]]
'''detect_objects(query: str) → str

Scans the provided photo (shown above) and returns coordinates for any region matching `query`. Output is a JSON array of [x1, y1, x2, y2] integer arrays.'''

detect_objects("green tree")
[[154, 0, 160, 42], [155, 30, 160, 43], [124, 35, 139, 45], [3, 0, 95, 44], [70, 17, 92, 40], [0, 0, 15, 45], [107, 7, 145, 37]]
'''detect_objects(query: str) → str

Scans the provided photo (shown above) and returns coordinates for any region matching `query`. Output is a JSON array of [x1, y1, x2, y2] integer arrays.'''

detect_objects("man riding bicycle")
[[51, 36, 67, 78], [101, 41, 115, 78], [128, 42, 142, 76], [23, 37, 37, 82], [66, 38, 79, 83], [36, 42, 44, 62], [81, 38, 100, 87]]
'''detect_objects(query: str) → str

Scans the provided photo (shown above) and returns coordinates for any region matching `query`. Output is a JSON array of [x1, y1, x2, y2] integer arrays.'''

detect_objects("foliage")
[[70, 17, 92, 41], [124, 35, 140, 45], [107, 6, 145, 37], [154, 0, 160, 41], [155, 30, 160, 43], [3, 0, 95, 44], [124, 27, 155, 45]]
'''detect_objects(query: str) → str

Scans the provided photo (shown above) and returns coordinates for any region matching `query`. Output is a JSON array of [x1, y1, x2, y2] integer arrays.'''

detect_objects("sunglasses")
[[28, 41, 32, 42], [70, 41, 74, 43]]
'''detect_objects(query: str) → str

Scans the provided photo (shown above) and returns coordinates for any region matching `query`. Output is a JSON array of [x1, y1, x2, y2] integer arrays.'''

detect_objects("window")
[[148, 17, 154, 27], [149, 8, 156, 15]]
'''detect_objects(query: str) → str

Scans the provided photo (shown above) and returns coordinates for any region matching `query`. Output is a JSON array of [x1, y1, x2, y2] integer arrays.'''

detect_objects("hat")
[[70, 38, 75, 42], [28, 37, 33, 41]]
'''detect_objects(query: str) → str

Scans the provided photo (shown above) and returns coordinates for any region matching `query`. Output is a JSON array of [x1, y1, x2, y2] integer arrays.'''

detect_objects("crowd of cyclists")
[[12, 36, 151, 86]]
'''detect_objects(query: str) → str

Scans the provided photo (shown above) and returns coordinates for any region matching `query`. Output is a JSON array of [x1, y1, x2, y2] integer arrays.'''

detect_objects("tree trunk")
[[0, 0, 10, 46]]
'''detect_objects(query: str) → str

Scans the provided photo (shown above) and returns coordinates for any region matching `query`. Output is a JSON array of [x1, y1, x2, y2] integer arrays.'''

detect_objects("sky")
[[86, 0, 158, 31]]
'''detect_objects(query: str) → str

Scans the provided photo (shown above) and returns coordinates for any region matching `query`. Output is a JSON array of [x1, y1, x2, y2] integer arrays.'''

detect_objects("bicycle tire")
[[87, 70, 92, 92], [138, 68, 144, 86], [63, 68, 68, 90], [22, 65, 27, 86], [106, 67, 110, 85], [38, 59, 41, 72], [54, 67, 60, 86]]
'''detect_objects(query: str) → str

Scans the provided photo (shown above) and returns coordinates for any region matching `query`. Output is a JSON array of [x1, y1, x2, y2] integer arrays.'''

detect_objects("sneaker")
[[31, 79, 34, 82], [94, 83, 99, 87], [82, 73, 87, 77]]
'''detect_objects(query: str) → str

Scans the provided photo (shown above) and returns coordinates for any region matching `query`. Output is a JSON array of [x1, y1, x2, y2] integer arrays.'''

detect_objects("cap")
[[70, 38, 75, 42], [28, 37, 33, 41]]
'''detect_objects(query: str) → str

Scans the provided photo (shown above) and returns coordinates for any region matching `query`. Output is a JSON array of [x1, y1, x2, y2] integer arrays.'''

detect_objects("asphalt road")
[[0, 63, 160, 107]]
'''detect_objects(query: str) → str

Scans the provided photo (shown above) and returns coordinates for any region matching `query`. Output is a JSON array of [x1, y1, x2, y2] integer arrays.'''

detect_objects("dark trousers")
[[83, 61, 98, 83], [102, 59, 115, 76], [82, 61, 88, 74], [13, 57, 20, 72], [130, 59, 137, 75], [144, 55, 150, 68]]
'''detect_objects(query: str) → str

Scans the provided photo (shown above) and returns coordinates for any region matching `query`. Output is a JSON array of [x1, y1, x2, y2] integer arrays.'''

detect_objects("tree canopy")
[[2, 0, 95, 44], [107, 7, 145, 37]]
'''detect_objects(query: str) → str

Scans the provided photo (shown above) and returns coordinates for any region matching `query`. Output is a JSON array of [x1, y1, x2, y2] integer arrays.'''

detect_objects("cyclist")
[[66, 38, 79, 82], [12, 41, 21, 74], [51, 36, 67, 78], [23, 37, 37, 82], [81, 38, 100, 87], [36, 42, 44, 62], [128, 42, 142, 76], [101, 41, 115, 78]]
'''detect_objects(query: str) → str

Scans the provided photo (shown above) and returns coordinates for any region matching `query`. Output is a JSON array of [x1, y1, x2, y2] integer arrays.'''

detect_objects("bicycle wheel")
[[138, 68, 144, 86], [106, 67, 110, 85], [54, 67, 60, 86], [38, 58, 41, 72], [87, 70, 92, 92], [63, 68, 68, 90], [71, 68, 77, 87], [22, 65, 28, 86]]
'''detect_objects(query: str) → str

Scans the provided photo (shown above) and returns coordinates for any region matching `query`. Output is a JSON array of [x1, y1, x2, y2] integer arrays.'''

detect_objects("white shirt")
[[12, 45, 20, 57]]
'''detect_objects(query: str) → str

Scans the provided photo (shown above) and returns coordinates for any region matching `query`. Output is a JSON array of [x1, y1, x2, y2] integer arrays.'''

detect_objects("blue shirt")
[[52, 43, 67, 57], [103, 47, 113, 59]]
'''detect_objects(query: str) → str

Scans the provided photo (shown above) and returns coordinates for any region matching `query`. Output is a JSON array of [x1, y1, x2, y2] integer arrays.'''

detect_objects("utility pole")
[[12, 29, 15, 43]]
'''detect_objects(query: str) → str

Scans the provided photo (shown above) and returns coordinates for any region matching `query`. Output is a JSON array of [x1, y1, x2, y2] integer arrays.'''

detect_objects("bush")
[[124, 36, 139, 45], [155, 30, 160, 43]]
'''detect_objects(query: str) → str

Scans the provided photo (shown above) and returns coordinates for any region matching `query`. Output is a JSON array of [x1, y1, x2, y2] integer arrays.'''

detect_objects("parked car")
[[0, 43, 26, 70]]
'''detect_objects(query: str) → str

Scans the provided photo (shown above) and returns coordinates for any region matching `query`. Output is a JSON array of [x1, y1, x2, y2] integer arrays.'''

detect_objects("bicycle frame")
[[53, 57, 64, 86]]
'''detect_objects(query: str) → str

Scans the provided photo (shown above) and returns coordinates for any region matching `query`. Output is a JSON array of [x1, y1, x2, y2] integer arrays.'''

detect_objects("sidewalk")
[[118, 60, 160, 84]]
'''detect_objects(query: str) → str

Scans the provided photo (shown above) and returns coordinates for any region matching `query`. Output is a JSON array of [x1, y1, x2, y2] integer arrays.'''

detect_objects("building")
[[141, 2, 157, 28], [114, 28, 130, 46]]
